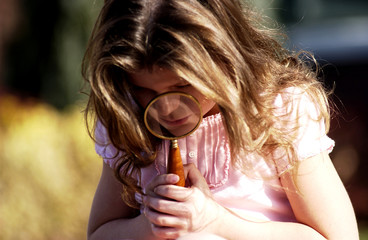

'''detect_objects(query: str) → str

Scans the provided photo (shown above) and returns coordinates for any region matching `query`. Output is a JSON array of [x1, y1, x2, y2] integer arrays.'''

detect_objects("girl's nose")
[[155, 94, 181, 116]]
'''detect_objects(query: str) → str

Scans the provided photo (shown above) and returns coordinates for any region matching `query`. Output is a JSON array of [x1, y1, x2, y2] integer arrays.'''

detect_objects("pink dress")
[[95, 88, 334, 222]]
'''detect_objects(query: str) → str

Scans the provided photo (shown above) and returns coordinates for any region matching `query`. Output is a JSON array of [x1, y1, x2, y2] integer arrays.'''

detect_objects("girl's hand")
[[142, 163, 224, 239]]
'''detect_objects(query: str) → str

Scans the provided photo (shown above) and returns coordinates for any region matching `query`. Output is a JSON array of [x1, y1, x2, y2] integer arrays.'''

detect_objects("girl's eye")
[[176, 83, 191, 89]]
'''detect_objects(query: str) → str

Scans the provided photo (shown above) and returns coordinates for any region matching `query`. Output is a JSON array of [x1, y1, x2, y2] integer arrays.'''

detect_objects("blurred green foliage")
[[4, 0, 102, 109], [0, 95, 101, 239]]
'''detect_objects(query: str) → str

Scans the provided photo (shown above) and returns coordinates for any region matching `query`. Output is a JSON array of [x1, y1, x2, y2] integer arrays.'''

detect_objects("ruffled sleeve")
[[273, 88, 335, 174], [94, 121, 122, 168]]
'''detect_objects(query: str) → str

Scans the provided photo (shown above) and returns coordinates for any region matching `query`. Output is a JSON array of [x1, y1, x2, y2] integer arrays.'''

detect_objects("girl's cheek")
[[201, 99, 217, 116]]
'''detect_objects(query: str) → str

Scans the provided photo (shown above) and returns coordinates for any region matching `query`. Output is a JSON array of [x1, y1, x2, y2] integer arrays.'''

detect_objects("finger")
[[183, 163, 209, 190], [144, 203, 187, 228], [151, 224, 182, 240], [154, 184, 194, 202], [145, 193, 191, 216], [145, 174, 179, 196]]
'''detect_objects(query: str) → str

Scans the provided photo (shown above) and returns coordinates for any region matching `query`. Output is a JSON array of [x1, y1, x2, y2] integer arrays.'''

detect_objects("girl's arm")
[[87, 162, 161, 240], [212, 151, 359, 239], [143, 152, 359, 239], [281, 151, 359, 239]]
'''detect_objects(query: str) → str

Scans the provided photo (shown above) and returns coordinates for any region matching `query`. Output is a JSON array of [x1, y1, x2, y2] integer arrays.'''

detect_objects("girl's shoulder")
[[94, 121, 122, 168], [273, 87, 318, 114], [271, 87, 335, 174]]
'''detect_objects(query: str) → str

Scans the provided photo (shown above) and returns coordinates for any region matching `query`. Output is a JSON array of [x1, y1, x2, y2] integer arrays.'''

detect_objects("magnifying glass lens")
[[144, 92, 202, 139]]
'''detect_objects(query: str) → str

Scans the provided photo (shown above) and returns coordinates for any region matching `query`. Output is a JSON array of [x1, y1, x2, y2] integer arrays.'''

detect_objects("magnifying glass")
[[144, 92, 203, 187]]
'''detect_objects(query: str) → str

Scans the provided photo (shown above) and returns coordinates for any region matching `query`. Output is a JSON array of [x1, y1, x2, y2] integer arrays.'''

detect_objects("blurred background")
[[0, 0, 367, 239]]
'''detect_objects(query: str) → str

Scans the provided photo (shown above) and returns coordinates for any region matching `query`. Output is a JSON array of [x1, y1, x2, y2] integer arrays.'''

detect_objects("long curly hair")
[[82, 0, 331, 208]]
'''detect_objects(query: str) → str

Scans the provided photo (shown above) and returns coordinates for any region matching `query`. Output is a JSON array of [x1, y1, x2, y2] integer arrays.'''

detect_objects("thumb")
[[183, 163, 209, 192]]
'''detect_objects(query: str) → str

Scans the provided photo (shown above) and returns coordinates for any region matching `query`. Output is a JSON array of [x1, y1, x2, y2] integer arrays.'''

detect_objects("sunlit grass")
[[0, 95, 101, 240]]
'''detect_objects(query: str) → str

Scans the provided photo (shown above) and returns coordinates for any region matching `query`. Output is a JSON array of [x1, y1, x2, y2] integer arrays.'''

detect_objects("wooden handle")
[[168, 141, 185, 187]]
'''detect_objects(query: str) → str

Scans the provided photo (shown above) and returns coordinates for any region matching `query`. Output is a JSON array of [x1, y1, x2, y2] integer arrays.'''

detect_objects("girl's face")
[[129, 66, 219, 119]]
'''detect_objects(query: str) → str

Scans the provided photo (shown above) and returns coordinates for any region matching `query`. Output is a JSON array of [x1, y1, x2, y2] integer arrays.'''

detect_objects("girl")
[[83, 0, 359, 239]]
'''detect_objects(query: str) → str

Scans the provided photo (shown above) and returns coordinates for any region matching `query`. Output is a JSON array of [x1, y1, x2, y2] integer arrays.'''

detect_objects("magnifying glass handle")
[[168, 140, 185, 187]]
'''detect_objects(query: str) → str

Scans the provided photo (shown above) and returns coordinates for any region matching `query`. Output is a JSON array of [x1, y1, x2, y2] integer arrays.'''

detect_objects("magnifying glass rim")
[[143, 91, 203, 140]]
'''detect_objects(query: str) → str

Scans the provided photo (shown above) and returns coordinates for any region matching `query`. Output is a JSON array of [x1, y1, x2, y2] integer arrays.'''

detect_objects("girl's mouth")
[[160, 115, 190, 127]]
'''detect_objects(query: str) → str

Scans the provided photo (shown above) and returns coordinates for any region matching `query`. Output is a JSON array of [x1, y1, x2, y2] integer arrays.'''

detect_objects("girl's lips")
[[160, 116, 189, 127]]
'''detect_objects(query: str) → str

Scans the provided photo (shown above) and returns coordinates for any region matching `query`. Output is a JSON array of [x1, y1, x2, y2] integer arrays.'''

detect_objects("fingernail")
[[135, 192, 143, 204], [170, 174, 180, 183]]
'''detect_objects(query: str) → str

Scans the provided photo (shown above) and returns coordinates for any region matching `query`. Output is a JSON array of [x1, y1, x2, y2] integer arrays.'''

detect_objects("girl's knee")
[[177, 232, 226, 240]]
